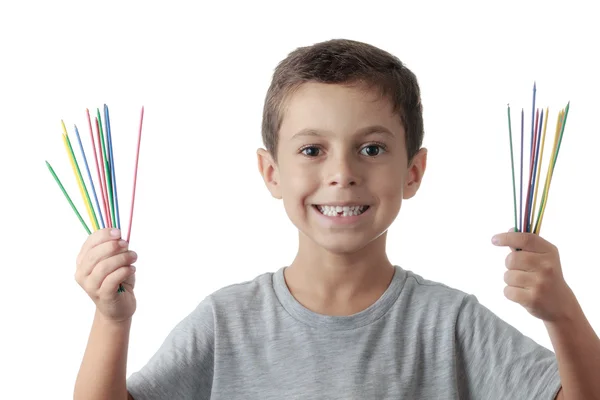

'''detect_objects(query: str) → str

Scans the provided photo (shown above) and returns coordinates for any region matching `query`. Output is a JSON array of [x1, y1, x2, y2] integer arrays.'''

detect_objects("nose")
[[326, 155, 361, 187]]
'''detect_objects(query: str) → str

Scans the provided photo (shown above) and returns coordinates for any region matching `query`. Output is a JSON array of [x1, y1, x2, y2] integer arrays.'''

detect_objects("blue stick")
[[105, 105, 121, 229], [74, 125, 105, 229]]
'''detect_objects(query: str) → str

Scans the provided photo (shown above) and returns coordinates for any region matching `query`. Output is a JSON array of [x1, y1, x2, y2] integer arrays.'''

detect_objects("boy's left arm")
[[493, 231, 600, 400]]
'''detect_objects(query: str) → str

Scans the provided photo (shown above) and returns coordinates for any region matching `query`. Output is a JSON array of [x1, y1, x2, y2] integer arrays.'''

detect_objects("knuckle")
[[91, 260, 108, 284], [74, 270, 82, 284], [524, 252, 535, 267], [76, 253, 86, 270], [529, 286, 540, 302], [85, 251, 96, 270], [540, 258, 554, 273], [505, 253, 513, 268], [111, 240, 121, 252], [120, 252, 130, 266], [82, 280, 96, 297], [84, 233, 94, 245], [517, 252, 527, 267], [98, 258, 112, 275], [536, 274, 549, 291], [523, 234, 534, 249]]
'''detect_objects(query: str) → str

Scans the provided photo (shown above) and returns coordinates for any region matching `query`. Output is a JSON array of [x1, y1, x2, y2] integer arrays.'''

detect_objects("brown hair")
[[261, 38, 424, 163]]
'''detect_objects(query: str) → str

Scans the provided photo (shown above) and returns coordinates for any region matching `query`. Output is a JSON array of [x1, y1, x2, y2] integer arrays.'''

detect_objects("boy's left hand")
[[491, 230, 576, 323]]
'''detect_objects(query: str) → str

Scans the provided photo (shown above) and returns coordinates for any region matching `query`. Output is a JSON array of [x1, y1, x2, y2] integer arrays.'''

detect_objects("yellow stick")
[[530, 107, 549, 229], [62, 133, 97, 231], [61, 120, 99, 230], [536, 110, 564, 234]]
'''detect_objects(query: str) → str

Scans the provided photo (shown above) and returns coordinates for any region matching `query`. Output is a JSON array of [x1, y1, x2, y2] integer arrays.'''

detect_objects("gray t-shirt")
[[126, 266, 561, 399]]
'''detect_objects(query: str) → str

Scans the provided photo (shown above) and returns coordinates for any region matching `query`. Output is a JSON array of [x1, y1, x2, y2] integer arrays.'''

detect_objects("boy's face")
[[258, 82, 426, 254]]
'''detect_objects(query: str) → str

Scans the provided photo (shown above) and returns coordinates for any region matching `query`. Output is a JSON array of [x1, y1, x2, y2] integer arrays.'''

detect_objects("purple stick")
[[528, 109, 544, 228]]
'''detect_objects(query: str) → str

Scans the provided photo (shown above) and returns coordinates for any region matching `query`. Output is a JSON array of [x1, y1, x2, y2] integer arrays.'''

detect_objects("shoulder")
[[391, 266, 487, 332], [398, 267, 472, 307], [191, 270, 279, 320], [210, 270, 275, 304]]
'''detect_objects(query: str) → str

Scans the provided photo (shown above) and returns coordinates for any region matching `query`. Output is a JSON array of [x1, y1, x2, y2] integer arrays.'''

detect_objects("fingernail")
[[110, 229, 121, 237], [492, 235, 499, 244], [131, 265, 136, 272], [119, 240, 128, 247], [131, 251, 138, 260]]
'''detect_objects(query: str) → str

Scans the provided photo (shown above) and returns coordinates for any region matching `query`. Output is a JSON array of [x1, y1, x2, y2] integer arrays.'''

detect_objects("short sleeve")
[[455, 294, 562, 399], [126, 297, 215, 400]]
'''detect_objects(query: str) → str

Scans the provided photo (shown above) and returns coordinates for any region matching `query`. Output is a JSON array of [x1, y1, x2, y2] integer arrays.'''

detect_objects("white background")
[[1, 0, 599, 398]]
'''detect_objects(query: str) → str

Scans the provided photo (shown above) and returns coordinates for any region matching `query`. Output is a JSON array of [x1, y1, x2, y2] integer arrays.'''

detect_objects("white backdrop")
[[1, 1, 599, 398]]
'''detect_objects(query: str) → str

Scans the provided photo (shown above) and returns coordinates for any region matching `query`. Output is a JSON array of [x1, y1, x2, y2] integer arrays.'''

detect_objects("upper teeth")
[[317, 205, 367, 217]]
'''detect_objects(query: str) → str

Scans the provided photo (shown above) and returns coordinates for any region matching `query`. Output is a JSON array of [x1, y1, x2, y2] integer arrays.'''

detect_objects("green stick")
[[65, 133, 99, 230], [97, 108, 116, 226], [507, 105, 518, 232], [96, 109, 124, 293], [533, 103, 569, 233], [552, 102, 570, 168], [46, 161, 91, 234]]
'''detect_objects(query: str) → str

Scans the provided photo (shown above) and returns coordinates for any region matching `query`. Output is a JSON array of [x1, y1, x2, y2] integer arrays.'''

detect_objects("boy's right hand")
[[75, 228, 138, 322]]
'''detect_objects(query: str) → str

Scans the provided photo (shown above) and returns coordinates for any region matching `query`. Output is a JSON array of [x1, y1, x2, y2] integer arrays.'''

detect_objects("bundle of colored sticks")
[[46, 105, 144, 293], [507, 83, 569, 235]]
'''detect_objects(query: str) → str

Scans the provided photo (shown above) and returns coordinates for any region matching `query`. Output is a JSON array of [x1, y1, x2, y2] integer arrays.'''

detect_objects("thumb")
[[507, 227, 521, 252]]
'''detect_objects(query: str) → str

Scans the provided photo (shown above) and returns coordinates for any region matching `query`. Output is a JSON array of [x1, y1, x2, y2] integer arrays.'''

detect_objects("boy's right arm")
[[71, 228, 138, 400]]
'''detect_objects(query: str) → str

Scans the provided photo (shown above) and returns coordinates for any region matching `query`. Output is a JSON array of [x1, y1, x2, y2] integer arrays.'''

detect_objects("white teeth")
[[317, 205, 368, 217]]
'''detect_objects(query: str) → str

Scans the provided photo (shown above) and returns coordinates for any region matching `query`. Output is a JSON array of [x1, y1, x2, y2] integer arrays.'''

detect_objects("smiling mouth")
[[314, 205, 370, 217]]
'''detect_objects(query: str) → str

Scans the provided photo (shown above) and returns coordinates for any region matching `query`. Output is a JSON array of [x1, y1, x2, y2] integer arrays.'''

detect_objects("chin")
[[311, 231, 384, 255]]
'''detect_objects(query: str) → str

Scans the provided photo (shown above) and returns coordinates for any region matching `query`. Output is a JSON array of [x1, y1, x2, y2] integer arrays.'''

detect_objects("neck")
[[284, 232, 394, 316]]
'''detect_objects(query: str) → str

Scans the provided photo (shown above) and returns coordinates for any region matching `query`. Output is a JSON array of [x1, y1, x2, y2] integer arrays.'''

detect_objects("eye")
[[360, 144, 386, 157], [300, 146, 321, 157]]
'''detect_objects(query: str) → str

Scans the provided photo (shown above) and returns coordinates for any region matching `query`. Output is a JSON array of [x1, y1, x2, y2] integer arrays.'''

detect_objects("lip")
[[312, 202, 370, 207], [311, 204, 371, 226]]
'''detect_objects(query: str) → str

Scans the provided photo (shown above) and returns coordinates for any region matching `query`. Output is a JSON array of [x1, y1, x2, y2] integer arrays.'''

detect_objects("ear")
[[403, 147, 427, 200], [257, 148, 282, 199]]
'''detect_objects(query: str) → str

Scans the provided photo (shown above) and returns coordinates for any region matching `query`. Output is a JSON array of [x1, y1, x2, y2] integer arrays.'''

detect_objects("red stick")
[[126, 106, 144, 243], [86, 109, 107, 229], [96, 117, 112, 228]]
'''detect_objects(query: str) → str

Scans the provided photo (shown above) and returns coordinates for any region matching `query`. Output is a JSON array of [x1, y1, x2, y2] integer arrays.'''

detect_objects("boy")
[[73, 39, 600, 399]]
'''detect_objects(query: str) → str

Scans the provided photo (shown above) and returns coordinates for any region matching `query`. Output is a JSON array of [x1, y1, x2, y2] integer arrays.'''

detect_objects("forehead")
[[279, 82, 404, 140]]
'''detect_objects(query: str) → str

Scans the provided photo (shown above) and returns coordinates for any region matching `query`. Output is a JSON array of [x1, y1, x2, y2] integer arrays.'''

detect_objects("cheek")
[[280, 166, 319, 204], [370, 168, 404, 199]]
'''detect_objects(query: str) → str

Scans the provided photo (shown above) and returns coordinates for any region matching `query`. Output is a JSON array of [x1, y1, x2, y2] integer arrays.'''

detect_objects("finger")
[[504, 286, 533, 308], [505, 250, 539, 272], [506, 227, 520, 252], [504, 269, 536, 289], [492, 231, 551, 254], [86, 250, 138, 292], [99, 265, 136, 296], [77, 228, 123, 266], [77, 239, 129, 278], [121, 266, 136, 289]]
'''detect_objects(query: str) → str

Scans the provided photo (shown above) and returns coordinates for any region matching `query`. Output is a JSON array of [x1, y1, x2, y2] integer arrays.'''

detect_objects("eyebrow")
[[291, 125, 396, 140]]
